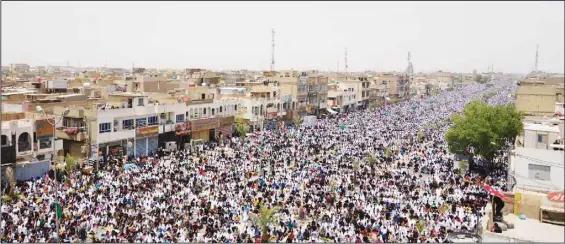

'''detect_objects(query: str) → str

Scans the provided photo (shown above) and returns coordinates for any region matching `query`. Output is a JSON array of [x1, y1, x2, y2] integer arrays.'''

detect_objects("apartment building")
[[70, 92, 241, 160], [327, 83, 356, 113], [376, 73, 410, 100]]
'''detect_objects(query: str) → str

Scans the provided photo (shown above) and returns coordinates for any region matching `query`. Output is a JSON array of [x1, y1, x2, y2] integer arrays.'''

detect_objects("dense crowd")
[[1, 82, 516, 243]]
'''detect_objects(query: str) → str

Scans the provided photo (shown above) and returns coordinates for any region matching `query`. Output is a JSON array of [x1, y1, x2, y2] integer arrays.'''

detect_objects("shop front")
[[99, 139, 132, 161], [217, 116, 234, 139], [191, 118, 219, 142], [175, 122, 191, 150], [135, 125, 159, 157]]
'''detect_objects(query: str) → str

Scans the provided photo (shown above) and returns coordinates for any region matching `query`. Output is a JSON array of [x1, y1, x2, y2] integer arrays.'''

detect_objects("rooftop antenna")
[[344, 47, 348, 73], [270, 29, 275, 72], [337, 61, 340, 75], [407, 51, 414, 82], [534, 44, 539, 74]]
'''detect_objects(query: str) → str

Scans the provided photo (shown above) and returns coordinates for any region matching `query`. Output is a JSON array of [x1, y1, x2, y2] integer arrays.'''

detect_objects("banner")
[[136, 126, 159, 138], [35, 119, 54, 138], [175, 122, 191, 136], [191, 118, 219, 132]]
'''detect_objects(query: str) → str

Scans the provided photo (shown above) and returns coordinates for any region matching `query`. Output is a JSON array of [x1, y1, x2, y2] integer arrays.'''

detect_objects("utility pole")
[[344, 48, 348, 74], [270, 29, 275, 72], [534, 44, 539, 73]]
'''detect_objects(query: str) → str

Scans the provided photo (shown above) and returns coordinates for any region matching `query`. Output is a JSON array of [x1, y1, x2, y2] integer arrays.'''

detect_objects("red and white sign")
[[542, 191, 565, 212], [547, 191, 565, 203]]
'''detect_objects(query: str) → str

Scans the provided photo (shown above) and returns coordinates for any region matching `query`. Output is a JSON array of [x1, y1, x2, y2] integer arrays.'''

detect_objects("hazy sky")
[[2, 1, 564, 73]]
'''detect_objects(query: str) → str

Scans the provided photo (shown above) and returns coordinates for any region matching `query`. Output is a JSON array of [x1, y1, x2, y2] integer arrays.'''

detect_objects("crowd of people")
[[1, 82, 517, 243]]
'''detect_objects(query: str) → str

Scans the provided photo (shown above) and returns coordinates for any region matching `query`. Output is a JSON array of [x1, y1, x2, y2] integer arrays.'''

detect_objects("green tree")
[[234, 123, 249, 138], [64, 153, 80, 174], [294, 117, 303, 128], [445, 101, 523, 169], [250, 204, 282, 243]]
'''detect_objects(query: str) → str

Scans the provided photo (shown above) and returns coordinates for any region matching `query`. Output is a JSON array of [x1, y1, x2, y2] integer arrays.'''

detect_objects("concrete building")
[[516, 83, 560, 116], [126, 74, 184, 93], [508, 147, 564, 221], [327, 83, 356, 113], [9, 63, 31, 74], [1, 112, 64, 182], [376, 73, 410, 100], [518, 122, 563, 151]]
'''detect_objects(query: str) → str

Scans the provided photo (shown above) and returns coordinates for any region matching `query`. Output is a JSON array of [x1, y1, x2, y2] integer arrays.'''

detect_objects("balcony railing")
[[186, 98, 214, 105]]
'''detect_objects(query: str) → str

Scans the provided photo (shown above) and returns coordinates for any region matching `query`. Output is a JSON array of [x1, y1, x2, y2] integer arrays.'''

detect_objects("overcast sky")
[[2, 1, 564, 73]]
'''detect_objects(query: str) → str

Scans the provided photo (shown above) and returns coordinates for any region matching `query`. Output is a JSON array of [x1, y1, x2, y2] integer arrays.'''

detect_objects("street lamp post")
[[36, 106, 69, 242]]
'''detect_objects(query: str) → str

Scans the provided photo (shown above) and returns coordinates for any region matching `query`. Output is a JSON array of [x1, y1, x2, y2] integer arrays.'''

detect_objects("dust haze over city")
[[2, 1, 564, 73], [1, 1, 565, 244]]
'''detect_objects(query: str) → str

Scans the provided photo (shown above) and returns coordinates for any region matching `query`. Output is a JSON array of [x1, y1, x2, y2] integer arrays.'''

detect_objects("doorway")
[[209, 129, 216, 142]]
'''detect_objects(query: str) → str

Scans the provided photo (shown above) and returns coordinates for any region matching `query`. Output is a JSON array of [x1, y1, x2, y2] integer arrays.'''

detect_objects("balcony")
[[56, 127, 87, 141]]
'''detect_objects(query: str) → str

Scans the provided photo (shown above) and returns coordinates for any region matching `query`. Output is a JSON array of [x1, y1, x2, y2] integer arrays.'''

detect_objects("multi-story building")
[[1, 111, 64, 182], [327, 83, 356, 113], [307, 75, 328, 116], [49, 90, 241, 160], [516, 79, 564, 116], [341, 77, 363, 109], [126, 73, 184, 93], [9, 63, 31, 74], [376, 73, 410, 100]]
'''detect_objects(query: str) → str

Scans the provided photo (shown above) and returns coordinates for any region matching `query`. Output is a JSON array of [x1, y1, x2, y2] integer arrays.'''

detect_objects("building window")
[[220, 106, 223, 113], [176, 114, 185, 123], [1, 135, 8, 147], [203, 108, 207, 115], [235, 105, 238, 111], [138, 98, 145, 106], [135, 118, 147, 127], [537, 134, 548, 143], [528, 164, 551, 181], [99, 123, 111, 133], [211, 108, 215, 116], [148, 116, 158, 125], [122, 119, 133, 130]]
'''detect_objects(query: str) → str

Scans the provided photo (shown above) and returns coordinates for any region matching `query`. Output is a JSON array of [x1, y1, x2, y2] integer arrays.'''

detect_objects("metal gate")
[[148, 137, 158, 156], [135, 138, 146, 157]]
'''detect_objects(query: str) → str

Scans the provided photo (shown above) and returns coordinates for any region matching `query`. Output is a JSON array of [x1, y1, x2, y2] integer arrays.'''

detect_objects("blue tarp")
[[124, 163, 138, 171]]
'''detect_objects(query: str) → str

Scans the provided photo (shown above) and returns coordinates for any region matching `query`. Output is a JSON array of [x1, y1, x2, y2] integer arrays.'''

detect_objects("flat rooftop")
[[485, 214, 564, 243]]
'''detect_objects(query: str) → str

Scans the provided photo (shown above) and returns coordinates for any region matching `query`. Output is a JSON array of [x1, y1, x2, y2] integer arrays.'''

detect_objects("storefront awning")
[[326, 108, 338, 114]]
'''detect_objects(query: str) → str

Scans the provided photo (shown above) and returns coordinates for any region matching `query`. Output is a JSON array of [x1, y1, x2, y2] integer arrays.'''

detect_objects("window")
[[176, 114, 185, 123], [201, 94, 206, 99], [99, 123, 111, 133], [211, 108, 215, 116], [235, 105, 238, 111], [537, 134, 548, 143], [135, 118, 147, 127], [1, 135, 8, 146], [220, 106, 223, 113], [528, 164, 551, 181], [148, 116, 158, 125], [122, 119, 133, 130], [203, 108, 207, 115], [138, 98, 145, 106]]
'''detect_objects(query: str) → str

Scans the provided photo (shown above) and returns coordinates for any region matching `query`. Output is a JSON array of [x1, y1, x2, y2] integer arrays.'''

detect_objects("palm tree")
[[4, 167, 15, 197], [64, 154, 80, 175], [235, 123, 250, 138], [250, 203, 282, 243], [293, 117, 303, 128]]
